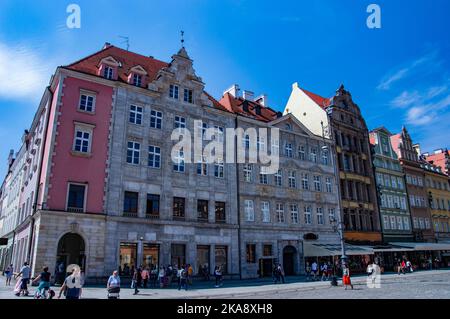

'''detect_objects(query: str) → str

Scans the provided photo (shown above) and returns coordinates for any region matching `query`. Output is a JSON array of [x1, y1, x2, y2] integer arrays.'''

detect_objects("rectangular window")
[[215, 202, 226, 223], [173, 197, 185, 220], [184, 88, 193, 103], [174, 115, 186, 130], [171, 244, 186, 269], [317, 207, 324, 225], [148, 145, 161, 168], [397, 177, 404, 190], [298, 145, 306, 160], [197, 200, 209, 222], [67, 184, 86, 212], [328, 208, 335, 224], [127, 141, 140, 165], [310, 147, 317, 163], [425, 218, 431, 229], [259, 166, 268, 184], [409, 195, 415, 207], [391, 176, 397, 189], [257, 136, 266, 152], [73, 128, 91, 154], [274, 169, 282, 186], [79, 93, 95, 113], [271, 139, 279, 155], [397, 216, 403, 230], [302, 173, 309, 190], [246, 244, 256, 263], [406, 175, 412, 184], [390, 216, 396, 229], [150, 110, 162, 129], [403, 217, 410, 230], [261, 201, 270, 223], [169, 84, 179, 99], [384, 174, 391, 188], [215, 246, 228, 274], [243, 164, 252, 182], [129, 105, 143, 125], [133, 74, 142, 87], [244, 200, 255, 222], [214, 126, 224, 143], [289, 171, 296, 188], [103, 66, 113, 79], [124, 191, 138, 217], [419, 218, 425, 229], [383, 216, 390, 230], [290, 204, 299, 224], [344, 155, 350, 171], [314, 175, 322, 192], [325, 177, 332, 193], [214, 159, 224, 178], [119, 243, 137, 274], [276, 203, 285, 223], [304, 206, 312, 225], [146, 194, 160, 219], [322, 150, 329, 165], [173, 149, 185, 172], [196, 156, 208, 176], [413, 217, 418, 229], [381, 194, 387, 208], [285, 143, 293, 158], [263, 245, 273, 257]]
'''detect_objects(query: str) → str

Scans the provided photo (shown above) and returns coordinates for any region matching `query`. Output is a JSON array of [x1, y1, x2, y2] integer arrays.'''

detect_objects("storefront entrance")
[[259, 258, 274, 277], [283, 246, 297, 276]]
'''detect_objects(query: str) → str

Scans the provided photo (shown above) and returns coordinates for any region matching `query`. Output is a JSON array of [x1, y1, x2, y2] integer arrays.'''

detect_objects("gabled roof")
[[218, 93, 279, 122], [65, 44, 168, 83], [301, 88, 331, 109]]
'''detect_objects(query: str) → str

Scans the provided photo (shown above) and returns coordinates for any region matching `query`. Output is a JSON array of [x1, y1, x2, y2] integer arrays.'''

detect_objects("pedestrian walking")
[[406, 260, 413, 273], [32, 266, 52, 298], [272, 264, 280, 283], [106, 270, 121, 299], [4, 264, 13, 286], [58, 268, 82, 299], [178, 265, 188, 291], [158, 265, 165, 288], [187, 264, 193, 286], [342, 264, 353, 290], [311, 261, 318, 281], [321, 263, 328, 281], [14, 262, 31, 296], [277, 264, 285, 284], [214, 266, 223, 287]]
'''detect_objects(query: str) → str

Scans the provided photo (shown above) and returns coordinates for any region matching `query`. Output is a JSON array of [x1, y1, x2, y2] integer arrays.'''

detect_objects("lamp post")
[[331, 216, 348, 268]]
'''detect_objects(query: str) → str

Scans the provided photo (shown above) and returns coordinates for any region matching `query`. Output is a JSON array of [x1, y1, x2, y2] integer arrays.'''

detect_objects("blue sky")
[[0, 0, 449, 177]]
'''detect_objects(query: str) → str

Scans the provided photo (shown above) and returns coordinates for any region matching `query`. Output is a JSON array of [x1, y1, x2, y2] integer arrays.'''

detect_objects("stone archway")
[[283, 245, 297, 276], [55, 233, 86, 284]]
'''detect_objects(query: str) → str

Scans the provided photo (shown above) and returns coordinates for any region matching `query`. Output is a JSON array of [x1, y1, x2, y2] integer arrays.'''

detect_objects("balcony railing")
[[67, 207, 84, 213], [173, 215, 185, 221], [145, 213, 159, 220], [197, 217, 209, 223], [123, 211, 138, 218]]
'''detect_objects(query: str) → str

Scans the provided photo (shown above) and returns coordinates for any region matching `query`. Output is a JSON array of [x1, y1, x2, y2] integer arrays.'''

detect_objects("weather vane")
[[181, 30, 185, 47]]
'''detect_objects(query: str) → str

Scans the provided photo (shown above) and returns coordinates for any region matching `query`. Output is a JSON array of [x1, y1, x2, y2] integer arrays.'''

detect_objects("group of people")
[[397, 259, 414, 274], [305, 261, 335, 281]]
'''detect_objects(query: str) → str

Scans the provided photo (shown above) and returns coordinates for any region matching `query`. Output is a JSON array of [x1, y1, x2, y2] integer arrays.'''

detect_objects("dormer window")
[[132, 74, 142, 87], [170, 84, 179, 99], [184, 89, 193, 103], [104, 66, 114, 80]]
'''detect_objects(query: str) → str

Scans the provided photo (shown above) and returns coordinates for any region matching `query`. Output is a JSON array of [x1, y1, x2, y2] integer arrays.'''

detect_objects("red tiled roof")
[[218, 93, 279, 122], [65, 44, 169, 83], [301, 88, 331, 109]]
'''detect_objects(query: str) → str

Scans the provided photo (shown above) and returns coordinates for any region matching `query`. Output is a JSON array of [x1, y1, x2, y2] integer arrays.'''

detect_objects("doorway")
[[56, 233, 86, 283], [283, 246, 297, 276]]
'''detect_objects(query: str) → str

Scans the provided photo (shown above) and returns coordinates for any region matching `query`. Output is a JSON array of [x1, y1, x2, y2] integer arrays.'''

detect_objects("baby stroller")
[[107, 286, 120, 299], [34, 286, 55, 299]]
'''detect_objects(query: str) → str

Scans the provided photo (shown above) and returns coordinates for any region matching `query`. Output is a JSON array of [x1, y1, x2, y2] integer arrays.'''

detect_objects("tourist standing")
[[132, 268, 140, 295], [311, 261, 318, 281], [305, 262, 311, 281], [141, 267, 149, 288], [214, 266, 223, 287], [158, 265, 165, 288], [277, 264, 285, 284], [107, 270, 121, 299]]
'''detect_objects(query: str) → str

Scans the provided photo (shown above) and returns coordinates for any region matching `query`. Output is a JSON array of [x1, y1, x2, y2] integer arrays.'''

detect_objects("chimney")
[[242, 90, 254, 101], [413, 143, 421, 156], [223, 84, 240, 98], [255, 94, 268, 107]]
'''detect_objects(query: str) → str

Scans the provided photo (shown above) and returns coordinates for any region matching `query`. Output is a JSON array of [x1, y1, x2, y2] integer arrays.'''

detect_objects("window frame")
[[66, 182, 87, 213]]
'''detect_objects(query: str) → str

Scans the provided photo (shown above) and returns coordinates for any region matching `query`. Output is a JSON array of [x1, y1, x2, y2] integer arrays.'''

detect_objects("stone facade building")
[[285, 84, 382, 245], [369, 127, 413, 243], [391, 127, 435, 242], [220, 88, 341, 278]]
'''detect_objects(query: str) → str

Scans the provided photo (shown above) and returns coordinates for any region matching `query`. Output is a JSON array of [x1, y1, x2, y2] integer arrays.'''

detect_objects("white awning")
[[389, 242, 450, 251], [303, 242, 374, 257]]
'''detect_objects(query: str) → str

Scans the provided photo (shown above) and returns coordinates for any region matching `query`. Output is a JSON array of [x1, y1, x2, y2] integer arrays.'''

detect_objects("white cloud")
[[377, 51, 437, 90], [406, 106, 435, 125], [0, 42, 54, 101], [390, 90, 421, 108]]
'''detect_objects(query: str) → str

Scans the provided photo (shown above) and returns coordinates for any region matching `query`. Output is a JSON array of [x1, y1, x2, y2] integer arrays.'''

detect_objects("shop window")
[[171, 244, 186, 268], [215, 245, 228, 274], [119, 243, 137, 276], [143, 244, 159, 270]]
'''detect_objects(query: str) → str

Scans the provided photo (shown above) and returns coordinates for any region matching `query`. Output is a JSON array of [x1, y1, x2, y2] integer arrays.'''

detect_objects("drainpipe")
[[235, 116, 242, 280], [26, 86, 53, 273]]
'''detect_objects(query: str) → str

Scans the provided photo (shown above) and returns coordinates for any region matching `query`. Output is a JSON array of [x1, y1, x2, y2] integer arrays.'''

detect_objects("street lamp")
[[330, 216, 348, 267]]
